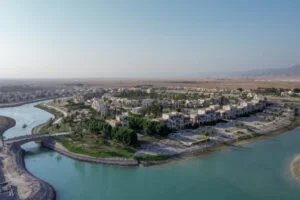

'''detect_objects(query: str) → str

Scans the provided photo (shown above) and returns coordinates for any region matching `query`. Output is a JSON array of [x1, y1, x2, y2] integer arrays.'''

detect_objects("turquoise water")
[[1, 103, 300, 200]]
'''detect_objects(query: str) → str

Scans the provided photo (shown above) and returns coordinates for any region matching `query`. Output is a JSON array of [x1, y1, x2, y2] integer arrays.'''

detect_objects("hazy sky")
[[1, 0, 299, 78]]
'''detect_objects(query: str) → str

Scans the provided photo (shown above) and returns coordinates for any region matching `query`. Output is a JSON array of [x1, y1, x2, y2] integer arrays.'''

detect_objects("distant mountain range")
[[237, 64, 300, 77], [198, 64, 300, 78]]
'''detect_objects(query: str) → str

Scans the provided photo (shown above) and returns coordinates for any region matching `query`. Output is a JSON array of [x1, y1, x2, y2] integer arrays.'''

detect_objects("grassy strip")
[[35, 104, 63, 119], [192, 138, 210, 145], [134, 154, 171, 161], [32, 118, 52, 134], [55, 136, 135, 158], [238, 132, 262, 141], [252, 132, 262, 137], [238, 135, 252, 141]]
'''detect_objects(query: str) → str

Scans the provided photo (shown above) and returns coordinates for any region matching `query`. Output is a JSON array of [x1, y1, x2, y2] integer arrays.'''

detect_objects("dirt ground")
[[1, 76, 300, 90]]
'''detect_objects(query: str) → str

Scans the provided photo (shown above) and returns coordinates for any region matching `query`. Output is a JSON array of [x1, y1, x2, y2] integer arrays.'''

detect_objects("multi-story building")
[[91, 98, 107, 117], [162, 112, 190, 130], [142, 99, 154, 108], [131, 107, 143, 115], [198, 99, 210, 107]]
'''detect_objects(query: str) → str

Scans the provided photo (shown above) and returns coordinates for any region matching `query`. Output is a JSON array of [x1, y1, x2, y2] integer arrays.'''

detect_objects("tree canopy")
[[128, 115, 171, 137]]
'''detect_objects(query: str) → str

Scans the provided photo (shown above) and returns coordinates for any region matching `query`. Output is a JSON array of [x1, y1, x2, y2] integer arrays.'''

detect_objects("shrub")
[[252, 132, 262, 137], [235, 131, 244, 135], [128, 115, 171, 137], [112, 126, 138, 146], [238, 135, 252, 141]]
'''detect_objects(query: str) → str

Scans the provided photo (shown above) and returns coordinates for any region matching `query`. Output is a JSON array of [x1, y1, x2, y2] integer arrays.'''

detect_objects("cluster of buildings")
[[100, 93, 231, 116], [69, 86, 272, 131], [0, 84, 106, 105], [161, 95, 267, 130], [281, 90, 295, 97], [0, 88, 72, 104]]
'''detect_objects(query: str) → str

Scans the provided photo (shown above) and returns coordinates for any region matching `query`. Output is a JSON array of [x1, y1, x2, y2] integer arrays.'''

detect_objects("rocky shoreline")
[[4, 144, 56, 200], [0, 116, 16, 200], [0, 116, 55, 200]]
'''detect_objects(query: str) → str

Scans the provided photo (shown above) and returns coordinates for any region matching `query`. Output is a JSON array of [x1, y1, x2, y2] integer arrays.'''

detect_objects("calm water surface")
[[1, 103, 300, 200]]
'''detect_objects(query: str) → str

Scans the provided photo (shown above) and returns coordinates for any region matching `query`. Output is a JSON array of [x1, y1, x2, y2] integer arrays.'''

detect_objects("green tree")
[[112, 126, 137, 146]]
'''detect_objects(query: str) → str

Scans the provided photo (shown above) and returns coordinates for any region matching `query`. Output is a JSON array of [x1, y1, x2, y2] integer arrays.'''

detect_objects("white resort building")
[[162, 112, 190, 130], [91, 98, 108, 117]]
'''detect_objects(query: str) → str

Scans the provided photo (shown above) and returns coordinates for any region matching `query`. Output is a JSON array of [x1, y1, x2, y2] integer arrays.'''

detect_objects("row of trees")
[[83, 119, 112, 139], [128, 115, 171, 137], [83, 118, 137, 146]]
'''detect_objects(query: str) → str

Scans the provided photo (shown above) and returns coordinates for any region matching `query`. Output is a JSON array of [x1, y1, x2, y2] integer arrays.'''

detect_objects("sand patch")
[[290, 155, 300, 180]]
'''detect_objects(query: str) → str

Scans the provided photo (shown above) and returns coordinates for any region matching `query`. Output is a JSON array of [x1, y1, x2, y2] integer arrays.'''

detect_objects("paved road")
[[42, 104, 68, 124]]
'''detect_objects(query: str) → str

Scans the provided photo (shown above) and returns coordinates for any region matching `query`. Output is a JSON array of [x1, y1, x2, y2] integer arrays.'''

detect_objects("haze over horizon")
[[1, 0, 300, 78]]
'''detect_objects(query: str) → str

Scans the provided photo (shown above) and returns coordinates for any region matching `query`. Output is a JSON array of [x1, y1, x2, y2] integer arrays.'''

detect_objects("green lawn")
[[55, 134, 136, 158], [35, 104, 63, 119]]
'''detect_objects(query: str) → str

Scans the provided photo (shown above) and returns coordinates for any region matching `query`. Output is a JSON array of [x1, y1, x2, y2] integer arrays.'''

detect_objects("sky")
[[0, 0, 299, 78]]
